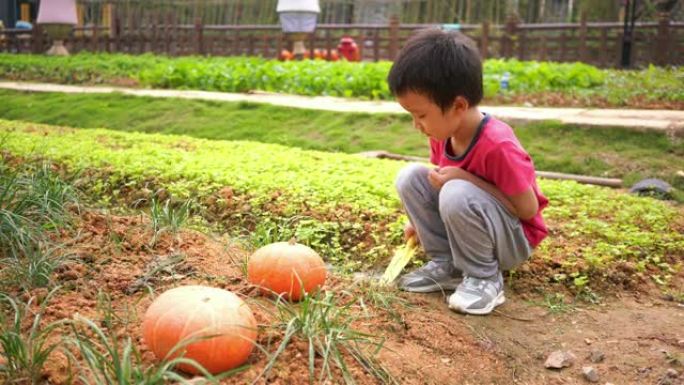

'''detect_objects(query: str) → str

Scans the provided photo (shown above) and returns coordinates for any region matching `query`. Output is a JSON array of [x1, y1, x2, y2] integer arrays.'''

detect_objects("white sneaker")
[[448, 273, 505, 315], [397, 261, 462, 293]]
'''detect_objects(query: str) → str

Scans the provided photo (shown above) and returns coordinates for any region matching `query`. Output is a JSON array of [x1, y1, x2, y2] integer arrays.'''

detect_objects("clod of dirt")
[[545, 350, 576, 369], [582, 366, 599, 383], [589, 350, 605, 363], [658, 369, 681, 385]]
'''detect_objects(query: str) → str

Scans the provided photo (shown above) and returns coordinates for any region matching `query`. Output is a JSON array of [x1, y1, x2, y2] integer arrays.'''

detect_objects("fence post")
[[388, 15, 400, 60], [503, 15, 518, 58], [324, 28, 332, 60], [579, 10, 588, 63], [113, 13, 121, 53], [31, 24, 44, 54], [656, 12, 670, 66], [91, 22, 99, 52], [480, 21, 489, 59], [195, 17, 203, 55]]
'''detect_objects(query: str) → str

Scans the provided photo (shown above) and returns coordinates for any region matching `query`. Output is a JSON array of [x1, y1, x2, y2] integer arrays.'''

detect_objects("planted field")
[[1, 115, 682, 383], [1, 53, 682, 108], [2, 119, 682, 292], [2, 89, 683, 197]]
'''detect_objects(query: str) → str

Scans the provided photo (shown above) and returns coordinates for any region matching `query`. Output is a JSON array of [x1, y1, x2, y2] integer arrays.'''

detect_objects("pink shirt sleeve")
[[485, 141, 536, 196]]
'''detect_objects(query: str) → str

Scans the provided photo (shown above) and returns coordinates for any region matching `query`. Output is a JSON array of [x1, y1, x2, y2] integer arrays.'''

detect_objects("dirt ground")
[[5, 210, 683, 385]]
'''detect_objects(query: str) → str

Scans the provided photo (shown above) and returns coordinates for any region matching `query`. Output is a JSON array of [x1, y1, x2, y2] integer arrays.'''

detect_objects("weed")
[[0, 243, 68, 291], [148, 198, 192, 246], [531, 293, 575, 314], [257, 290, 394, 384], [0, 288, 66, 384]]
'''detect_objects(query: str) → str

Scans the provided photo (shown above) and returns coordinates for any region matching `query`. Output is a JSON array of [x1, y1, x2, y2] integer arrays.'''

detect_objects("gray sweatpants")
[[395, 163, 532, 279]]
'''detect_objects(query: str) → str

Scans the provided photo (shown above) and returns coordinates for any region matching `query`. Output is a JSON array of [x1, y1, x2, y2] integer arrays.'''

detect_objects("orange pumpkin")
[[142, 285, 257, 374], [248, 239, 327, 301]]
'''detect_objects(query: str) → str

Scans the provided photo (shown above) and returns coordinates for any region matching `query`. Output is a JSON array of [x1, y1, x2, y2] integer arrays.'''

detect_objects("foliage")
[[0, 160, 77, 291], [259, 290, 392, 384], [1, 89, 683, 197], [1, 53, 681, 105], [1, 119, 682, 291], [0, 289, 66, 385], [482, 58, 606, 95]]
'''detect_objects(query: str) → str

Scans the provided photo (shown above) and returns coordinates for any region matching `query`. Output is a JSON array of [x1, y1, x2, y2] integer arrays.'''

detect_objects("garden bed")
[[1, 53, 682, 109], [2, 119, 682, 295]]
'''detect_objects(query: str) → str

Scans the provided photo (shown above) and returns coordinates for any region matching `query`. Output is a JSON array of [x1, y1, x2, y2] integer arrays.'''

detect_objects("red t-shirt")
[[429, 115, 548, 248]]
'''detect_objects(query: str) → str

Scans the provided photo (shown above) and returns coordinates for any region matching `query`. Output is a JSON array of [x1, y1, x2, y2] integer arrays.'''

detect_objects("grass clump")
[[0, 159, 78, 291], [259, 290, 393, 384], [0, 289, 66, 384]]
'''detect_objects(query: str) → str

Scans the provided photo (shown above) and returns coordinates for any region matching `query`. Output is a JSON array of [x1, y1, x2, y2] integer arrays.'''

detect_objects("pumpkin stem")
[[288, 238, 297, 245]]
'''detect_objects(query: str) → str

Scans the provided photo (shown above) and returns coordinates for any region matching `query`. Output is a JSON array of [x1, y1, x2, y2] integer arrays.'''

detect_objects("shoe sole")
[[399, 281, 462, 293], [448, 291, 506, 315]]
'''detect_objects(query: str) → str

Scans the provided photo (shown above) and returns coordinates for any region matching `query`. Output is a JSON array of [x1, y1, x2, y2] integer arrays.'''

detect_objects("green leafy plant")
[[0, 289, 66, 385], [1, 243, 68, 290], [148, 198, 193, 246], [1, 53, 681, 106], [258, 290, 393, 384]]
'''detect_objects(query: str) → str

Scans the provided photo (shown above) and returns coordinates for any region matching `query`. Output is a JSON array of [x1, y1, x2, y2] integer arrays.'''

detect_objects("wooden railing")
[[1, 15, 682, 67]]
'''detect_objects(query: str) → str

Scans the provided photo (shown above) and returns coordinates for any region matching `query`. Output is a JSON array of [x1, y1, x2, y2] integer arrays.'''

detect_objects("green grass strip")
[[1, 119, 682, 291], [1, 89, 682, 193]]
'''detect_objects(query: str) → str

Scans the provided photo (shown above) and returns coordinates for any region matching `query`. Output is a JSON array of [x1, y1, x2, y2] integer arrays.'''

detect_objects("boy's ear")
[[451, 96, 470, 112]]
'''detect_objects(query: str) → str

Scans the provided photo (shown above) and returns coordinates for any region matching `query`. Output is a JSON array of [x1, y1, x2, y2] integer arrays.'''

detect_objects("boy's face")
[[396, 91, 463, 141]]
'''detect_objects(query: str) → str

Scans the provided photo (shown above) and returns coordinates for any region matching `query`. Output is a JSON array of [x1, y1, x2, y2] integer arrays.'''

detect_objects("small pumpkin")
[[142, 285, 257, 374], [248, 239, 326, 301]]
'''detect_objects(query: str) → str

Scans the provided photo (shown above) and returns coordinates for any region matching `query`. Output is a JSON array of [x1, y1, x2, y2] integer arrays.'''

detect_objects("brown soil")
[[2, 210, 683, 385]]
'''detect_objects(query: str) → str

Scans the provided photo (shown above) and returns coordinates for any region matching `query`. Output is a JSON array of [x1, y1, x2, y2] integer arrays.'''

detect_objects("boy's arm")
[[428, 167, 538, 220]]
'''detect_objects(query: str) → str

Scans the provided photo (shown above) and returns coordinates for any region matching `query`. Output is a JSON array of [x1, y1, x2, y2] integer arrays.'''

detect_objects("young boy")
[[388, 29, 548, 315]]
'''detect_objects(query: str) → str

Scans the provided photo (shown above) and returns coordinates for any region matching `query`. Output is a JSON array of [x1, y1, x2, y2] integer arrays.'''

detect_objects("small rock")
[[582, 366, 600, 383], [584, 338, 593, 345], [441, 357, 451, 364], [678, 339, 684, 347], [545, 350, 576, 369], [589, 350, 605, 363], [667, 369, 679, 378]]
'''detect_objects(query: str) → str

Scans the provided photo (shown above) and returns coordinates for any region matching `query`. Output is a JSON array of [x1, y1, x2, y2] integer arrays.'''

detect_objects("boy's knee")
[[438, 179, 479, 216], [395, 163, 429, 196]]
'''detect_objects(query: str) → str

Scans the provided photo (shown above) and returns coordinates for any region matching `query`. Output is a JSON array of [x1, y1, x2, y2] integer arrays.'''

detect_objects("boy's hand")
[[404, 223, 419, 244], [427, 166, 466, 190]]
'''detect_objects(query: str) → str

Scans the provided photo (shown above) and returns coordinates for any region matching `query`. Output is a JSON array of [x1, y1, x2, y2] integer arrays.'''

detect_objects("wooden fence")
[[1, 14, 682, 67]]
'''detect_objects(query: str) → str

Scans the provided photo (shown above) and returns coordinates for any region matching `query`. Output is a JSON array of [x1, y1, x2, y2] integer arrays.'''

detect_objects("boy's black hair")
[[387, 28, 483, 111]]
